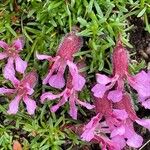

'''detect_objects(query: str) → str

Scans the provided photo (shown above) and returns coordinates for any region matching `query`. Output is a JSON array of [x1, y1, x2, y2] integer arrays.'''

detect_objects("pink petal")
[[3, 58, 18, 83], [67, 60, 85, 91], [141, 99, 150, 109], [48, 74, 65, 89], [0, 87, 14, 94], [74, 74, 86, 91], [0, 52, 7, 60], [107, 90, 122, 102], [50, 95, 68, 112], [111, 125, 125, 137], [113, 109, 128, 120], [40, 92, 64, 103], [12, 38, 24, 51], [76, 99, 95, 109], [81, 113, 101, 141], [4, 58, 19, 86], [36, 52, 52, 60], [15, 56, 27, 73], [112, 136, 126, 150], [128, 71, 150, 98], [136, 119, 150, 130], [126, 134, 143, 148], [91, 84, 107, 98], [25, 83, 34, 95], [81, 128, 95, 142], [96, 74, 111, 84], [23, 96, 36, 115], [43, 58, 62, 85], [132, 71, 148, 83], [0, 40, 8, 49], [43, 71, 52, 85], [22, 71, 38, 88], [4, 57, 14, 78], [7, 95, 21, 114], [85, 113, 101, 129], [69, 94, 77, 119]]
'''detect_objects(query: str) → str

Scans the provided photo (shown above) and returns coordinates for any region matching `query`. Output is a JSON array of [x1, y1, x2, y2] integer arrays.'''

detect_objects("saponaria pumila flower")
[[92, 37, 150, 108], [111, 93, 150, 149], [36, 27, 85, 90], [81, 95, 120, 150], [81, 38, 150, 149], [0, 37, 27, 78], [0, 71, 37, 115], [81, 93, 150, 150], [41, 60, 95, 120]]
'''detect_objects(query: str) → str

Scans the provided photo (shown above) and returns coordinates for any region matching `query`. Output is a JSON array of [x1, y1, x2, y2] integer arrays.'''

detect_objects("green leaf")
[[5, 23, 17, 37], [94, 1, 103, 18], [77, 17, 87, 26], [137, 7, 147, 17]]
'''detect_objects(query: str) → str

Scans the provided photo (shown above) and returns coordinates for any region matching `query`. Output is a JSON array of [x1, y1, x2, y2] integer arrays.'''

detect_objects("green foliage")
[[0, 103, 83, 149]]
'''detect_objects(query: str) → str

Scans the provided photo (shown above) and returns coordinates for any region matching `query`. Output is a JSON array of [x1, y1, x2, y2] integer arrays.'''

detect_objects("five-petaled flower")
[[81, 94, 150, 149], [0, 38, 27, 79], [37, 27, 83, 89], [0, 71, 37, 115], [92, 38, 150, 109], [41, 61, 94, 119], [81, 113, 119, 150]]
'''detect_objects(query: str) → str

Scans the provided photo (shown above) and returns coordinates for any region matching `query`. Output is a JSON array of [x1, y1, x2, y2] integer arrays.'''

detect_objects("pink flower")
[[41, 68, 94, 119], [81, 113, 101, 141], [111, 93, 150, 148], [111, 120, 143, 149], [81, 113, 120, 150], [92, 38, 150, 109], [81, 96, 120, 149], [41, 58, 94, 119], [0, 71, 37, 115], [127, 71, 150, 108], [0, 38, 27, 79], [82, 94, 150, 149], [37, 28, 83, 89]]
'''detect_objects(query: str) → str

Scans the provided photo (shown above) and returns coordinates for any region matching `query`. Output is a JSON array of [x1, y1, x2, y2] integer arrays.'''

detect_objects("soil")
[[129, 16, 150, 63]]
